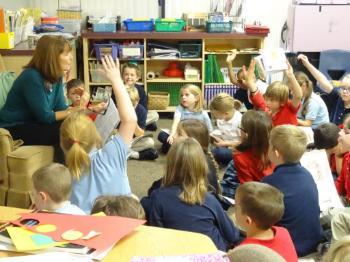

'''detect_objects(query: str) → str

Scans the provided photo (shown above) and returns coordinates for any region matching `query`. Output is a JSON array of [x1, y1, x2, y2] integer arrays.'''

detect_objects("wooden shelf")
[[90, 82, 111, 86], [147, 77, 201, 83], [204, 51, 260, 55], [88, 58, 144, 61], [146, 58, 202, 62], [155, 106, 177, 112]]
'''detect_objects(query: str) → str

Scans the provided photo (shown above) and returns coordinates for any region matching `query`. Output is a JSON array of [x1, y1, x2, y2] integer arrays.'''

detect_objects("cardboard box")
[[0, 32, 15, 49]]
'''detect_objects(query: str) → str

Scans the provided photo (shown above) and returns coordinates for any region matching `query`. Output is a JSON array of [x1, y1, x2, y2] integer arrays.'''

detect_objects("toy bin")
[[179, 42, 202, 58], [94, 43, 119, 60], [123, 19, 153, 32], [206, 21, 233, 33], [155, 19, 185, 32], [92, 22, 116, 33], [119, 44, 144, 60]]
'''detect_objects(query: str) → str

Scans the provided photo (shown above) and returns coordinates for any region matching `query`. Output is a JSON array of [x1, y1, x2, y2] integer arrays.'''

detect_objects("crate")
[[179, 42, 202, 58], [155, 19, 185, 32], [90, 69, 109, 83], [94, 43, 119, 60], [92, 22, 116, 33], [119, 44, 144, 60], [57, 10, 82, 20], [206, 21, 233, 33], [148, 92, 170, 110], [123, 19, 153, 32], [183, 13, 207, 31]]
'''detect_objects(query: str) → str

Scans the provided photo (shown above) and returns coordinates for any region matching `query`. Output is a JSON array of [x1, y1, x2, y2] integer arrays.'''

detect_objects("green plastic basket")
[[155, 19, 185, 32]]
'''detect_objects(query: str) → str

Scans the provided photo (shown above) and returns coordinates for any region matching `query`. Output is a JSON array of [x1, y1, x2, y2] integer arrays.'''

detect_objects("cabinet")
[[81, 30, 265, 111]]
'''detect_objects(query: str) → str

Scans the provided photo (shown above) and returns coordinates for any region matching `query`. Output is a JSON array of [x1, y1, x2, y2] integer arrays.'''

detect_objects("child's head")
[[176, 119, 209, 152], [91, 195, 145, 219], [313, 123, 340, 150], [126, 86, 140, 107], [210, 93, 241, 121], [235, 182, 284, 231], [66, 79, 84, 107], [163, 137, 208, 205], [264, 81, 289, 113], [269, 125, 307, 164], [237, 110, 272, 169], [339, 74, 350, 104], [60, 112, 101, 180], [294, 71, 313, 98], [121, 62, 140, 87], [179, 84, 203, 112], [324, 235, 350, 262], [227, 244, 285, 262], [32, 163, 72, 211]]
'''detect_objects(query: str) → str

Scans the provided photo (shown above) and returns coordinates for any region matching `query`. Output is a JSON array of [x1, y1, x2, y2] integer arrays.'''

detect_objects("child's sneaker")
[[139, 148, 158, 160]]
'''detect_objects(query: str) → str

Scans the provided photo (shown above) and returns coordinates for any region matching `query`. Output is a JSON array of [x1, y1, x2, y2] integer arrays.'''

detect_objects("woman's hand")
[[101, 55, 121, 85], [88, 101, 108, 113]]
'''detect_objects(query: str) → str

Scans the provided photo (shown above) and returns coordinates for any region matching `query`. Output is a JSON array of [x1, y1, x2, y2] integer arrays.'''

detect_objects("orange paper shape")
[[12, 213, 145, 255]]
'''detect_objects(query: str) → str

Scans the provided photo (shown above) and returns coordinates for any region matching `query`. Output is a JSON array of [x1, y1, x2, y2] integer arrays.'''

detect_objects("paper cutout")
[[20, 219, 39, 227], [82, 230, 101, 240], [6, 227, 65, 251], [13, 213, 145, 256], [61, 230, 83, 241], [31, 234, 55, 245], [36, 224, 57, 233]]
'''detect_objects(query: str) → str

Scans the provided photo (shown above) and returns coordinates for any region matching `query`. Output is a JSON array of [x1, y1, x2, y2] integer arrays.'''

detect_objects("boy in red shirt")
[[235, 181, 298, 262], [243, 59, 302, 126]]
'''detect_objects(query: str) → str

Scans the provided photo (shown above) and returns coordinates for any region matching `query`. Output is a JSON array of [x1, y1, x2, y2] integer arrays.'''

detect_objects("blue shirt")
[[0, 68, 67, 127], [262, 163, 323, 256], [70, 135, 131, 214], [149, 185, 240, 251], [297, 93, 329, 129], [174, 105, 213, 132], [54, 201, 86, 215]]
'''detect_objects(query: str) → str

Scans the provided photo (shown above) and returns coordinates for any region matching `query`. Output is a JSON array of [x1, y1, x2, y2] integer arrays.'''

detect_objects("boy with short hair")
[[262, 125, 323, 257], [32, 163, 85, 215], [235, 181, 297, 261]]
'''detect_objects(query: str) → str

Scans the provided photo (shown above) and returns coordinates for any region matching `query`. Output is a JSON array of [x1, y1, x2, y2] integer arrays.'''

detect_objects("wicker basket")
[[148, 92, 170, 110]]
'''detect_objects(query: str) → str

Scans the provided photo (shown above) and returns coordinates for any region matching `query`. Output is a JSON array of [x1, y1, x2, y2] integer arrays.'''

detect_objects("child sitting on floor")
[[91, 195, 145, 219], [32, 163, 85, 215], [262, 125, 323, 256], [235, 181, 297, 261]]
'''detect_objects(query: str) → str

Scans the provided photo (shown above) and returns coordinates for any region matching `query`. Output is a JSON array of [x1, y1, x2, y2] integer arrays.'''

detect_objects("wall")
[[1, 0, 30, 10]]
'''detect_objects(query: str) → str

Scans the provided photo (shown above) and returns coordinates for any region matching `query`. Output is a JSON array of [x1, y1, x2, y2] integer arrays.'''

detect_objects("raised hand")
[[101, 55, 121, 85], [226, 49, 238, 64], [284, 60, 294, 79], [297, 54, 309, 65], [242, 59, 257, 91]]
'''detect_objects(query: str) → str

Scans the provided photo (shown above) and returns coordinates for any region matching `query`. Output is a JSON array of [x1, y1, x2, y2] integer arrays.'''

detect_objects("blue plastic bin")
[[123, 19, 153, 32], [92, 23, 116, 33], [94, 43, 119, 60]]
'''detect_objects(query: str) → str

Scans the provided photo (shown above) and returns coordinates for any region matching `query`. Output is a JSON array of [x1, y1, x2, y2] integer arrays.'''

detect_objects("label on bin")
[[122, 48, 141, 57]]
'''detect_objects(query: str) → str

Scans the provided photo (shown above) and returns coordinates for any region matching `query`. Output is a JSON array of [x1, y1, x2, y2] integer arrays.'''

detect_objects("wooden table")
[[0, 206, 217, 261]]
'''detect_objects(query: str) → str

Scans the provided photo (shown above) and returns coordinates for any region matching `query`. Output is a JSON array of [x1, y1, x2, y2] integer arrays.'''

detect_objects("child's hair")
[[121, 62, 140, 77], [180, 84, 203, 112], [236, 110, 272, 170], [313, 123, 340, 149], [270, 125, 307, 163], [91, 195, 145, 219], [210, 93, 242, 112], [126, 86, 140, 107], [60, 112, 102, 180], [32, 163, 72, 203], [236, 182, 284, 230], [294, 71, 313, 118], [264, 81, 289, 104], [163, 137, 208, 205], [227, 244, 285, 262], [66, 79, 84, 93], [324, 235, 350, 262], [177, 119, 219, 191]]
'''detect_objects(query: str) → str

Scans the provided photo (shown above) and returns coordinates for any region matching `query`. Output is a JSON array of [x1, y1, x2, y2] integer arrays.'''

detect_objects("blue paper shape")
[[31, 234, 55, 246]]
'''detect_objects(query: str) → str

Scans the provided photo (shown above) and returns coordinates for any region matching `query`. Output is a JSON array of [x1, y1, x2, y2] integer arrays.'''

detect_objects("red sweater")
[[335, 152, 350, 200], [250, 92, 299, 126], [233, 149, 274, 184], [241, 226, 298, 262]]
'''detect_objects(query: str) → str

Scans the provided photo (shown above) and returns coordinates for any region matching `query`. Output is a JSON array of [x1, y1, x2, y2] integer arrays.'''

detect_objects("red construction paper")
[[12, 213, 145, 255]]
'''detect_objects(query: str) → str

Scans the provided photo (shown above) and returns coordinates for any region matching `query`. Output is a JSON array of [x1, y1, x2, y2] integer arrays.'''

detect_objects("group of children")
[[27, 52, 350, 261]]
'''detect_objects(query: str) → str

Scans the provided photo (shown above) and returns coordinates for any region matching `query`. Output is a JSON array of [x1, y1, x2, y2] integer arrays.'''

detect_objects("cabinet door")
[[291, 5, 350, 52]]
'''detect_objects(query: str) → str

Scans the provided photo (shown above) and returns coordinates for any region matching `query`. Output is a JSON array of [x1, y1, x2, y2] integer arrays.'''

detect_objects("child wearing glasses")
[[298, 54, 350, 125]]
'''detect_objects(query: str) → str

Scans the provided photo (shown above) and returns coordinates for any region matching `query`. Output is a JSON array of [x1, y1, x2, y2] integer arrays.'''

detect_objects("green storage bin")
[[155, 19, 185, 32]]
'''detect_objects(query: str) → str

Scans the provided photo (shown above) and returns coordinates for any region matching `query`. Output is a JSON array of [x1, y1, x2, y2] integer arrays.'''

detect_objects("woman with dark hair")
[[0, 35, 83, 149]]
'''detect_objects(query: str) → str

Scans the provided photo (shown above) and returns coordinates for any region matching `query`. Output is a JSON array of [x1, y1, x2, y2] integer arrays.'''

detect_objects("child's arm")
[[102, 56, 137, 144], [285, 61, 303, 109], [226, 50, 240, 85], [134, 124, 145, 137], [297, 118, 313, 127], [212, 136, 239, 148], [298, 54, 334, 93], [167, 107, 182, 144]]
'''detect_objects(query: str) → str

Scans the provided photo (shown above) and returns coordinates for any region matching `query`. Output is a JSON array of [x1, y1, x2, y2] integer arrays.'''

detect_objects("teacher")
[[0, 35, 80, 160]]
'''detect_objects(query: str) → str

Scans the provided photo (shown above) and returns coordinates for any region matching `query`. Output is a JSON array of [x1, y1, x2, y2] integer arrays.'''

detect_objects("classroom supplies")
[[0, 32, 14, 49]]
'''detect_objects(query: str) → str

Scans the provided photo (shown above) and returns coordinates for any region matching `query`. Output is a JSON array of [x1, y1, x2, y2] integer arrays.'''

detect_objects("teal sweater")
[[0, 68, 68, 127]]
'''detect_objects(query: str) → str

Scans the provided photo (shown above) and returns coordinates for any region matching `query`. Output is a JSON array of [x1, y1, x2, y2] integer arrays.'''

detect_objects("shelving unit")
[[81, 30, 266, 111]]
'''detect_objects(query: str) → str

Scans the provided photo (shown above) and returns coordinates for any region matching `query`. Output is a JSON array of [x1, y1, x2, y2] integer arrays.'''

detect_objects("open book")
[[254, 48, 288, 73]]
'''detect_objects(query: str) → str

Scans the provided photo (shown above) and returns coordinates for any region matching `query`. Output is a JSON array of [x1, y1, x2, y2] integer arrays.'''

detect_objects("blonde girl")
[[210, 93, 242, 165], [60, 55, 137, 213], [148, 137, 240, 251], [158, 84, 212, 153], [294, 71, 329, 128]]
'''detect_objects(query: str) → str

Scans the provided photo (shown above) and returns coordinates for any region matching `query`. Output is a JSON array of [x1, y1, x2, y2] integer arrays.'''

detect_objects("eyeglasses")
[[340, 87, 350, 94]]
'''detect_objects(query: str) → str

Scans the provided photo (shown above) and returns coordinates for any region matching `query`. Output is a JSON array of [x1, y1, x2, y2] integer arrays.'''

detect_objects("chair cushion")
[[7, 188, 32, 209]]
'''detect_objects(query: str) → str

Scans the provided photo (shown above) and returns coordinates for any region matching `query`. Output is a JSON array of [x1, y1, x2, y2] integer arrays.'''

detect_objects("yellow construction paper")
[[6, 227, 66, 251], [36, 224, 57, 233]]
